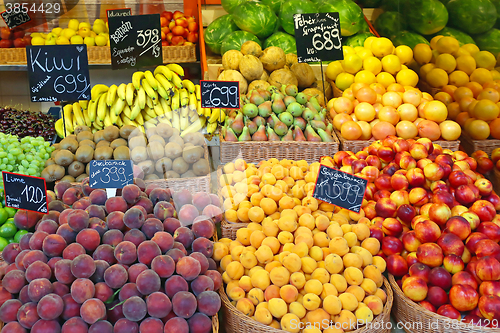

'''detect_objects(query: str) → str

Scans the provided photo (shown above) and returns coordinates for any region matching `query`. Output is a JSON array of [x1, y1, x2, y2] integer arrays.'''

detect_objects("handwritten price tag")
[[200, 80, 239, 109], [2, 172, 48, 214], [89, 160, 134, 189], [1, 7, 31, 29]]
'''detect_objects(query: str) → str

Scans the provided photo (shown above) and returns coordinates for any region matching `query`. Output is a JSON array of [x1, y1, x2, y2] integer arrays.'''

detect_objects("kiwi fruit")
[[68, 161, 85, 178], [77, 131, 93, 142], [94, 146, 113, 160], [113, 146, 130, 160], [74, 125, 90, 135], [182, 146, 204, 164], [41, 164, 65, 182], [96, 141, 111, 148], [54, 150, 74, 167], [75, 145, 94, 163], [184, 143, 194, 148], [145, 174, 160, 180], [103, 126, 120, 141], [184, 132, 205, 146], [182, 170, 196, 178], [86, 163, 90, 175], [67, 134, 77, 141], [129, 135, 147, 150], [156, 123, 173, 139], [147, 142, 165, 160], [137, 160, 154, 175], [52, 143, 60, 150], [193, 159, 210, 176], [148, 135, 166, 146], [110, 138, 127, 149], [146, 127, 158, 138], [172, 128, 180, 137], [45, 158, 55, 167], [79, 140, 96, 149], [169, 135, 184, 149], [51, 149, 60, 159], [60, 138, 79, 153], [155, 157, 172, 173], [129, 127, 144, 139], [172, 157, 189, 174], [61, 175, 76, 182], [120, 125, 136, 139], [165, 170, 180, 179], [94, 130, 105, 143], [164, 142, 182, 159], [131, 146, 148, 163], [76, 173, 88, 182]]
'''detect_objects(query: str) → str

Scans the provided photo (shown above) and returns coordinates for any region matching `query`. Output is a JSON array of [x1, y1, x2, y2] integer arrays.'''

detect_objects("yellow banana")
[[142, 111, 154, 122], [155, 74, 174, 96], [126, 83, 135, 106], [180, 116, 188, 130], [179, 88, 189, 107], [91, 84, 109, 101], [146, 96, 153, 109], [188, 91, 197, 110], [164, 111, 173, 121], [158, 115, 173, 127], [123, 105, 132, 119], [104, 112, 113, 127], [195, 84, 201, 101], [135, 111, 144, 125], [220, 109, 226, 123], [181, 117, 207, 137], [188, 108, 198, 120], [109, 107, 118, 124], [72, 116, 78, 130], [206, 121, 217, 134], [157, 85, 170, 101], [111, 98, 126, 116], [208, 108, 220, 123], [171, 89, 180, 112], [106, 84, 118, 107], [115, 114, 123, 127], [137, 86, 146, 109], [130, 97, 142, 121], [196, 100, 203, 116], [79, 100, 89, 110], [144, 121, 157, 129], [82, 107, 91, 127], [62, 104, 74, 133], [171, 73, 183, 89], [88, 99, 97, 121], [182, 79, 195, 93], [154, 103, 164, 117], [160, 98, 172, 115], [167, 63, 185, 77], [97, 92, 108, 121], [154, 65, 173, 81], [172, 110, 180, 130], [143, 105, 156, 118], [181, 106, 189, 117], [142, 79, 158, 104], [117, 83, 127, 101], [72, 101, 85, 126], [132, 71, 145, 90], [144, 71, 159, 90], [55, 118, 65, 138], [121, 112, 134, 126], [95, 113, 103, 129], [204, 107, 211, 117]]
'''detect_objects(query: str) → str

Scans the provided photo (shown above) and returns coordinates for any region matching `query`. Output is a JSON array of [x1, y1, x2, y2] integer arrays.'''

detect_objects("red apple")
[[406, 252, 418, 267], [382, 236, 404, 256], [448, 170, 471, 188], [423, 162, 445, 181], [171, 25, 186, 36], [400, 155, 417, 170], [476, 256, 500, 281], [162, 11, 173, 21], [414, 220, 442, 244], [408, 262, 431, 282], [168, 21, 176, 30], [409, 143, 428, 160], [166, 32, 174, 43], [402, 276, 428, 301], [426, 286, 449, 308], [409, 187, 430, 207], [175, 18, 189, 28], [394, 138, 410, 153], [417, 243, 444, 268], [437, 304, 461, 320], [162, 40, 169, 46], [470, 200, 496, 222], [378, 146, 395, 164], [171, 36, 184, 46], [462, 247, 472, 264], [443, 254, 464, 274], [446, 216, 472, 240], [173, 10, 184, 20], [484, 192, 500, 211], [352, 159, 368, 174], [13, 38, 25, 48], [375, 174, 393, 192], [23, 35, 31, 46], [449, 284, 479, 312], [475, 178, 493, 197], [417, 158, 432, 170], [475, 239, 500, 262], [429, 266, 452, 290], [369, 227, 384, 243], [375, 198, 397, 218], [387, 254, 408, 277], [430, 180, 449, 193], [382, 135, 398, 149], [0, 27, 11, 40], [464, 157, 478, 171], [452, 271, 478, 290], [390, 190, 409, 208], [0, 39, 13, 48], [477, 157, 494, 174], [478, 295, 500, 320], [477, 222, 500, 242]]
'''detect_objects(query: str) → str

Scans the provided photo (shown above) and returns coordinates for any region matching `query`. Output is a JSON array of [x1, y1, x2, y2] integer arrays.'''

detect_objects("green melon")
[[221, 31, 262, 54], [318, 0, 364, 36], [221, 0, 247, 14], [407, 0, 448, 35], [231, 1, 278, 39], [344, 32, 375, 47], [358, 17, 371, 33], [379, 0, 408, 13], [431, 27, 475, 45], [204, 15, 240, 55], [264, 31, 297, 54], [373, 11, 407, 39], [446, 0, 497, 35], [261, 0, 284, 14], [279, 0, 318, 35], [392, 30, 430, 49], [474, 28, 500, 57]]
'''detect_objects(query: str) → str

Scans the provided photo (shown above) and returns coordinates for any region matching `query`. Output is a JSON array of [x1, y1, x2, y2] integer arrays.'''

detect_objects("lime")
[[0, 223, 17, 239], [8, 239, 15, 243], [0, 208, 9, 226], [5, 208, 16, 218], [0, 237, 8, 251], [5, 218, 14, 225], [14, 230, 28, 243]]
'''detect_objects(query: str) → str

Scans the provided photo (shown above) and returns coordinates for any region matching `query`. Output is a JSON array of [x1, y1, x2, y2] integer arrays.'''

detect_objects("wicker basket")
[[389, 274, 499, 333], [145, 174, 210, 193], [211, 312, 219, 333], [221, 277, 393, 333], [493, 168, 500, 195], [220, 219, 247, 239], [326, 78, 345, 98], [459, 133, 500, 157], [333, 128, 375, 153], [0, 48, 26, 64]]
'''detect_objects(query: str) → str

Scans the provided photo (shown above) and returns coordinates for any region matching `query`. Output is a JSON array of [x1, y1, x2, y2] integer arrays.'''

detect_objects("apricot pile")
[[213, 211, 388, 332], [0, 181, 222, 333]]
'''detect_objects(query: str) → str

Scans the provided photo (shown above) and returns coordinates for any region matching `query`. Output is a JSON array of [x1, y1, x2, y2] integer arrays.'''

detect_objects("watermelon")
[[204, 15, 240, 55], [318, 0, 364, 36], [357, 0, 382, 8], [490, 0, 500, 29], [231, 2, 278, 39], [279, 0, 318, 35], [379, 0, 408, 13], [407, 0, 448, 35], [374, 11, 407, 39], [343, 32, 375, 47], [264, 31, 297, 53], [431, 27, 475, 45], [221, 31, 261, 54], [358, 17, 371, 33], [474, 28, 500, 57], [392, 30, 430, 49], [446, 0, 497, 35], [261, 0, 284, 14], [221, 0, 247, 14]]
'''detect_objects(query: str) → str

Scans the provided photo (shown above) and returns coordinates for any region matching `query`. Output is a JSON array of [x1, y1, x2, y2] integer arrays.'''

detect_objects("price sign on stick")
[[107, 8, 132, 19], [2, 172, 48, 214], [200, 80, 240, 109], [89, 160, 134, 198], [26, 45, 91, 102], [293, 12, 343, 63], [1, 7, 31, 29], [313, 164, 367, 213], [108, 14, 163, 70]]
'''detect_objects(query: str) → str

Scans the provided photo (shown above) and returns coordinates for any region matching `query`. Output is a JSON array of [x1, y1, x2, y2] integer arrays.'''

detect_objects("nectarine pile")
[[0, 180, 222, 333]]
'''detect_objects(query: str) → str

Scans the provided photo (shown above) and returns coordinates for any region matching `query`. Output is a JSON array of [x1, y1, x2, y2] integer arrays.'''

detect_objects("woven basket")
[[459, 133, 500, 157], [435, 140, 460, 151], [220, 219, 247, 239], [0, 48, 26, 64], [211, 312, 219, 333], [389, 274, 500, 333], [493, 168, 500, 195], [221, 277, 393, 333], [333, 128, 374, 153], [326, 78, 345, 98]]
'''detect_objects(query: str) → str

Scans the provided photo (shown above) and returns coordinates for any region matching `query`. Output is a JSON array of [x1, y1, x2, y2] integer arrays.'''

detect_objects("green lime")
[[0, 237, 9, 251], [14, 230, 28, 243], [5, 218, 14, 225], [8, 239, 15, 243], [0, 208, 9, 226], [0, 223, 17, 238], [5, 208, 16, 218]]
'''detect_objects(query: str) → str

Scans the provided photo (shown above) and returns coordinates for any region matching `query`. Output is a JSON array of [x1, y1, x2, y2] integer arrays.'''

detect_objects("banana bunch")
[[56, 64, 208, 138], [196, 84, 225, 135]]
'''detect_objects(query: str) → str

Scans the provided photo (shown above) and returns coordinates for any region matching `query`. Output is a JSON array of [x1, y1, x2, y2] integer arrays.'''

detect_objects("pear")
[[267, 115, 275, 128], [242, 103, 258, 118], [285, 84, 298, 97], [325, 123, 333, 136], [253, 116, 266, 127], [224, 128, 238, 142], [284, 95, 296, 107], [309, 96, 322, 112], [252, 125, 268, 141], [238, 126, 252, 141], [245, 117, 258, 135], [279, 112, 294, 127], [317, 128, 334, 142], [310, 120, 326, 131], [272, 96, 286, 114], [293, 117, 307, 131], [302, 108, 315, 121], [293, 126, 306, 141], [258, 101, 272, 118], [231, 113, 244, 135], [258, 89, 271, 101], [267, 126, 281, 141], [249, 90, 265, 106], [305, 124, 321, 142], [287, 102, 303, 117], [281, 127, 294, 141], [271, 114, 288, 136], [296, 92, 308, 105]]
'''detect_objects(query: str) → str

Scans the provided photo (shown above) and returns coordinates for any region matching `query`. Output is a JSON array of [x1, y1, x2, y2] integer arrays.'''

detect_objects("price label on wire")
[[2, 172, 48, 214], [293, 12, 343, 63], [200, 80, 240, 109], [312, 164, 367, 213], [1, 6, 31, 29], [89, 160, 134, 189]]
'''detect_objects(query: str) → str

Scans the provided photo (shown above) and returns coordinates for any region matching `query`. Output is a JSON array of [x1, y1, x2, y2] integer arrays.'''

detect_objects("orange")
[[473, 99, 499, 121], [478, 88, 500, 103], [468, 119, 490, 140]]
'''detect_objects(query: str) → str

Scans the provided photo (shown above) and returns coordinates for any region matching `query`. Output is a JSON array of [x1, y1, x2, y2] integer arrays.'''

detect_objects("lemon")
[[396, 69, 419, 87], [395, 45, 413, 65], [355, 47, 373, 60], [31, 36, 45, 45], [79, 22, 91, 29], [456, 55, 476, 75], [435, 54, 457, 74], [413, 43, 432, 65], [30, 32, 42, 38], [62, 28, 76, 39], [343, 46, 356, 57], [419, 63, 435, 78], [426, 68, 449, 88], [381, 55, 401, 75], [70, 35, 84, 44], [401, 65, 408, 70], [492, 70, 500, 80], [93, 23, 107, 35], [363, 57, 382, 75], [371, 37, 394, 58], [354, 70, 377, 84], [453, 48, 470, 57], [336, 73, 355, 91], [326, 61, 344, 81], [473, 51, 496, 70], [95, 35, 108, 47], [342, 54, 363, 74], [376, 72, 396, 88], [68, 19, 79, 31], [435, 36, 460, 54], [462, 43, 480, 56], [449, 70, 470, 87], [364, 36, 377, 50], [45, 37, 56, 45], [431, 50, 440, 63], [51, 27, 63, 36], [470, 68, 493, 85], [430, 35, 444, 50]]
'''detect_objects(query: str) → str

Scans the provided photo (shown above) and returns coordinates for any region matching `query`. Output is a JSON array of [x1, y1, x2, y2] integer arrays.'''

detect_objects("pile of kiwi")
[[41, 124, 210, 183]]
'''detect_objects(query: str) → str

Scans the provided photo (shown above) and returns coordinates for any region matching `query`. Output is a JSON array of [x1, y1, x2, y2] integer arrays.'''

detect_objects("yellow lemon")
[[62, 28, 76, 39], [474, 51, 496, 70], [491, 69, 500, 80], [326, 61, 344, 81], [79, 22, 91, 29], [396, 69, 419, 87], [395, 45, 413, 65], [342, 54, 363, 74], [336, 73, 355, 91], [363, 56, 382, 75], [31, 37, 45, 45], [449, 70, 470, 87], [364, 36, 377, 49], [430, 35, 443, 50], [376, 72, 396, 88], [371, 37, 393, 58], [381, 55, 401, 74], [56, 36, 70, 45], [68, 19, 80, 31], [463, 43, 480, 56], [419, 63, 435, 78], [51, 27, 63, 36], [456, 55, 476, 75], [470, 68, 493, 85], [426, 68, 449, 88], [343, 46, 356, 56], [93, 23, 107, 35], [70, 35, 84, 44], [435, 53, 457, 73], [354, 70, 376, 84], [355, 47, 373, 60], [413, 43, 432, 65], [435, 36, 460, 54]]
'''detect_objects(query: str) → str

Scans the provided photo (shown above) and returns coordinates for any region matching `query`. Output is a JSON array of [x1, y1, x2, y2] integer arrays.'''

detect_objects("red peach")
[[437, 233, 464, 257], [443, 254, 464, 274], [452, 271, 478, 290], [414, 220, 441, 244]]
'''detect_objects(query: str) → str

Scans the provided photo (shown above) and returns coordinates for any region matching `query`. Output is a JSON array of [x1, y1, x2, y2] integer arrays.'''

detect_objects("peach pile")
[[328, 82, 461, 142], [0, 180, 222, 333], [213, 215, 388, 332], [492, 148, 500, 171]]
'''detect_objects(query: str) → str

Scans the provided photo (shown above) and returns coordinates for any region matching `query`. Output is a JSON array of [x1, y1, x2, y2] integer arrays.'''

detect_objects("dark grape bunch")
[[0, 107, 56, 141]]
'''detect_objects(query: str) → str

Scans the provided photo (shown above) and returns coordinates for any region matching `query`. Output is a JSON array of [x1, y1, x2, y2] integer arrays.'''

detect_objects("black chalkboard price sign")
[[89, 160, 134, 189], [293, 12, 343, 63], [1, 7, 31, 29], [200, 80, 240, 109], [2, 172, 48, 214], [26, 45, 91, 102], [312, 164, 367, 213], [108, 14, 162, 70]]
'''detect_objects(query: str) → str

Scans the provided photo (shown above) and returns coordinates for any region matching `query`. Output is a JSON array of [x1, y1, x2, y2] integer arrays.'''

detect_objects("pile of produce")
[[204, 0, 371, 55], [160, 10, 199, 46], [222, 84, 335, 143], [0, 107, 56, 142], [0, 205, 20, 251], [493, 148, 500, 170], [372, 0, 500, 56], [0, 181, 223, 332], [0, 27, 31, 48], [329, 82, 461, 141], [436, 81, 500, 140], [30, 19, 110, 47], [326, 37, 420, 91]]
